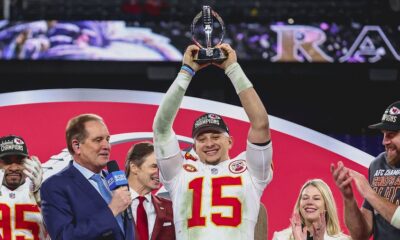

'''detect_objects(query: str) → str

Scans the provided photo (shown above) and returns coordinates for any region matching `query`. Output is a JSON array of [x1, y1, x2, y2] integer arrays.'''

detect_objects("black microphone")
[[106, 160, 133, 220]]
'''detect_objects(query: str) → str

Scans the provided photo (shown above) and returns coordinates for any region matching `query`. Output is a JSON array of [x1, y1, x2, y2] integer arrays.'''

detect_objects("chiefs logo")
[[183, 164, 197, 172], [389, 106, 400, 115], [184, 151, 198, 161], [14, 138, 24, 144], [229, 160, 247, 174], [208, 113, 221, 119]]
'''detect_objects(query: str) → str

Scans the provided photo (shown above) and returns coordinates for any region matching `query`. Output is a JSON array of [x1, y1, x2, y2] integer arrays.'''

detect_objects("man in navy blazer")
[[41, 113, 134, 240]]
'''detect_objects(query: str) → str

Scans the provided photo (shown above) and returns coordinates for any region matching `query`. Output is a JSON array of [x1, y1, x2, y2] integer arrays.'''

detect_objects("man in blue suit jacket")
[[41, 113, 134, 240]]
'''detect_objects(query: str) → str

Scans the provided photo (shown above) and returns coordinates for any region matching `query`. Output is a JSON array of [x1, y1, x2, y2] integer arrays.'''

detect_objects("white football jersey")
[[0, 181, 47, 240], [158, 141, 273, 240]]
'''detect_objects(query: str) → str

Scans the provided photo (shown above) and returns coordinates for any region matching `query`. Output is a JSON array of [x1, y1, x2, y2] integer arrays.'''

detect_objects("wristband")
[[391, 206, 400, 229], [181, 64, 195, 77], [225, 62, 253, 94]]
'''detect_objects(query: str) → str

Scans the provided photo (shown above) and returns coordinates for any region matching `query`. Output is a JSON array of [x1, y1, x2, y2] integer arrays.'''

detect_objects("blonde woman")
[[273, 179, 350, 240]]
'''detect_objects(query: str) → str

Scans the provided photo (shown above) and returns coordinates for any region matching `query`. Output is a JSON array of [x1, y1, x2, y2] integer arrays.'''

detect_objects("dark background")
[[2, 0, 400, 156]]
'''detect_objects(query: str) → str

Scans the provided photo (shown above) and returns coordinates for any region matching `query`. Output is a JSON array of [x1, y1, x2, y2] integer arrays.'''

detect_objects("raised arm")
[[153, 45, 209, 181], [213, 43, 272, 183], [214, 43, 270, 144], [237, 85, 270, 144]]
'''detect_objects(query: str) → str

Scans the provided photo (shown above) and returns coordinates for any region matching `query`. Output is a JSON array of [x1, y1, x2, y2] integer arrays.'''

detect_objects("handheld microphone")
[[106, 160, 133, 220]]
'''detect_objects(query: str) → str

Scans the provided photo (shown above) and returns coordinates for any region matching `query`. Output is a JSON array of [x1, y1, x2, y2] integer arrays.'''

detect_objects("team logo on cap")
[[389, 106, 400, 115], [194, 115, 221, 128], [183, 164, 197, 172], [229, 160, 247, 174], [14, 138, 24, 145], [208, 114, 221, 120]]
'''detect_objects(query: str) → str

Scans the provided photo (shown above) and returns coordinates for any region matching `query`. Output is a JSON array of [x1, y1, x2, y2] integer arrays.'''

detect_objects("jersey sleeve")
[[155, 133, 184, 191], [245, 141, 273, 188]]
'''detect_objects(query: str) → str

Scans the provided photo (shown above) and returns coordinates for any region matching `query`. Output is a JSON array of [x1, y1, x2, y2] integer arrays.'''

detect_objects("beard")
[[3, 170, 25, 190], [385, 145, 400, 166]]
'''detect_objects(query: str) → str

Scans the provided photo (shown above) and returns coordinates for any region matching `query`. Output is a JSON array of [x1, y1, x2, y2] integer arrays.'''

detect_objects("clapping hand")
[[330, 161, 354, 200], [312, 212, 326, 240], [290, 212, 307, 240], [349, 169, 371, 198]]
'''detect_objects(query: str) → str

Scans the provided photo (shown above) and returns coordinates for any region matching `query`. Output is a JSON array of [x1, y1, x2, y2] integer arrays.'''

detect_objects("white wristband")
[[225, 62, 253, 94], [391, 206, 400, 229]]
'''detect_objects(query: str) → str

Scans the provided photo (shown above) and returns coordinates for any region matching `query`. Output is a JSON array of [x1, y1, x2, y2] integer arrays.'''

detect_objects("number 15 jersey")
[[157, 139, 273, 240]]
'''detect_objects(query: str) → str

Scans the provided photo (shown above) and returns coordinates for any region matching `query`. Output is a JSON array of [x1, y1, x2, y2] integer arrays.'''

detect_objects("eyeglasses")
[[0, 155, 25, 165]]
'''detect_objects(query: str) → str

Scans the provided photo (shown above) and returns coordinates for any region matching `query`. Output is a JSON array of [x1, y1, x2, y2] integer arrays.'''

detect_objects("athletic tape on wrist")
[[225, 62, 253, 94]]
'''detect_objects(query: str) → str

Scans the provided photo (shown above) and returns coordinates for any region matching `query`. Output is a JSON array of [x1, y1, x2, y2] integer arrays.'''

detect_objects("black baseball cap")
[[0, 135, 29, 158], [192, 113, 229, 138], [369, 101, 400, 131]]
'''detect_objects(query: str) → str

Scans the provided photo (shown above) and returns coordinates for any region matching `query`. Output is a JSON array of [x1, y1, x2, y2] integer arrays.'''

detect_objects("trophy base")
[[194, 48, 227, 64]]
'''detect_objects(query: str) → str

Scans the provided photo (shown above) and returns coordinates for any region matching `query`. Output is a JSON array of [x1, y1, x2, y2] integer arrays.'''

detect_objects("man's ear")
[[130, 163, 139, 175], [228, 136, 234, 149], [72, 139, 80, 153]]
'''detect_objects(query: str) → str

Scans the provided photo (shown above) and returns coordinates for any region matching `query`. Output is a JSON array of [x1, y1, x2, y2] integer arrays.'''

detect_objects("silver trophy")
[[191, 6, 227, 63]]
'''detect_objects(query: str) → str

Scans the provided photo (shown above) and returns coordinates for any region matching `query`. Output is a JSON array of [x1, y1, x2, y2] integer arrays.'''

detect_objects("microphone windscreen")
[[106, 171, 128, 190], [105, 160, 133, 219], [107, 160, 120, 173], [106, 160, 128, 190]]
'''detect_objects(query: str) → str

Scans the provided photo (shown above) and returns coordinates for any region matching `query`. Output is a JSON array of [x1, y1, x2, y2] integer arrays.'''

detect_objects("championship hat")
[[0, 135, 29, 158], [192, 113, 229, 138], [369, 101, 400, 131]]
